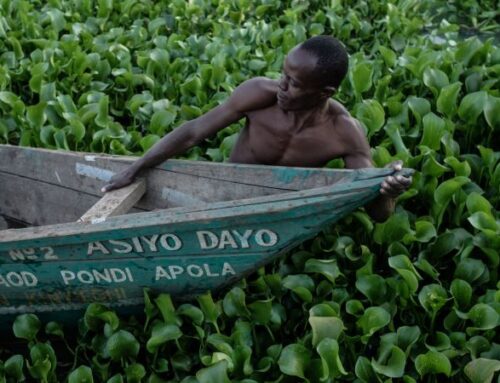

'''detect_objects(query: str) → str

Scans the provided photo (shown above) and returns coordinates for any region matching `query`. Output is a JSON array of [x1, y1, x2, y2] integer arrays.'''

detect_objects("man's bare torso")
[[229, 79, 354, 167]]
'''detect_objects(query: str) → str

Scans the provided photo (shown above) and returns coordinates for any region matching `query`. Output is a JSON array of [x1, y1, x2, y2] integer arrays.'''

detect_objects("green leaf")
[[248, 299, 273, 325], [149, 110, 175, 135], [155, 294, 181, 325], [355, 275, 387, 304], [304, 258, 341, 283], [371, 345, 406, 378], [454, 258, 487, 284], [13, 313, 41, 341], [26, 102, 47, 129], [467, 303, 499, 330], [282, 274, 315, 302], [450, 279, 472, 309], [4, 355, 25, 381], [407, 96, 431, 124], [357, 307, 391, 343], [388, 255, 422, 294], [197, 292, 221, 332], [223, 287, 250, 317], [484, 95, 500, 130], [125, 363, 146, 383], [355, 99, 385, 136], [420, 113, 445, 150], [351, 61, 373, 96], [423, 68, 449, 92], [196, 361, 230, 383], [397, 326, 421, 354], [437, 82, 462, 118], [355, 356, 378, 382], [415, 351, 451, 377], [434, 176, 470, 205], [309, 316, 344, 346], [29, 343, 57, 378], [464, 358, 500, 383], [379, 46, 397, 67], [458, 91, 488, 123], [316, 338, 347, 380], [146, 323, 182, 353], [106, 330, 140, 361], [278, 344, 311, 382], [418, 284, 448, 314], [468, 212, 498, 232], [140, 134, 160, 152], [466, 192, 493, 215], [374, 212, 412, 245], [68, 365, 94, 383], [177, 303, 204, 325]]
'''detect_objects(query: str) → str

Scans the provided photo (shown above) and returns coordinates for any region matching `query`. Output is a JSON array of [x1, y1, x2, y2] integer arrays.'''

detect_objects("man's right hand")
[[101, 167, 137, 193]]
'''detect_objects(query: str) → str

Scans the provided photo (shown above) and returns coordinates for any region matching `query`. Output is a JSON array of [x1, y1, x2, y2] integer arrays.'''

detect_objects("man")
[[102, 36, 411, 222]]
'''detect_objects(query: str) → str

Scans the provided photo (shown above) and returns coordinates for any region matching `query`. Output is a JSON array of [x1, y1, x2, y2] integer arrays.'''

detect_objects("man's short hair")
[[300, 36, 349, 89]]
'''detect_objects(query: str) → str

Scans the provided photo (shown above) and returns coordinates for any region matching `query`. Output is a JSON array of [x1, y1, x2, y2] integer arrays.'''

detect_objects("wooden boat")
[[0, 145, 412, 326]]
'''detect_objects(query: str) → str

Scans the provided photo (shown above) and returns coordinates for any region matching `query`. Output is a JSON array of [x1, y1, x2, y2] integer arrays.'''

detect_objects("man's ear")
[[321, 85, 336, 98]]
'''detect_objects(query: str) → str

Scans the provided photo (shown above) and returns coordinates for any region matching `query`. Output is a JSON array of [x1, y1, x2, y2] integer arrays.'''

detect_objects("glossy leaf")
[[278, 344, 311, 381], [415, 351, 451, 377]]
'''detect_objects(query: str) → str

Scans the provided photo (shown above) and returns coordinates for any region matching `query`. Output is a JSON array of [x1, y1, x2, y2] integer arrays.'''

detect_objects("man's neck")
[[285, 100, 330, 126]]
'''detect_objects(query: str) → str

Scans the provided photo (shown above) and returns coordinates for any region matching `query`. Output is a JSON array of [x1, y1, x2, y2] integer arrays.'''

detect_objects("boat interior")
[[0, 146, 350, 230]]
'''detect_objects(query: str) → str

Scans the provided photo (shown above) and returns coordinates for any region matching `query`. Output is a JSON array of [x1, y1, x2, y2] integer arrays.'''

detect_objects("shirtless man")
[[102, 36, 412, 222]]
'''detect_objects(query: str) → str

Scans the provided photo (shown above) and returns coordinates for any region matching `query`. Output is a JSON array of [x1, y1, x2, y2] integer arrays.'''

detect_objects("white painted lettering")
[[222, 262, 236, 276], [141, 235, 159, 252], [155, 266, 172, 280], [204, 263, 219, 277], [0, 275, 9, 287], [87, 242, 110, 255], [21, 272, 38, 286], [109, 240, 133, 254], [160, 234, 182, 251], [255, 229, 278, 247], [9, 249, 25, 261], [187, 264, 203, 277], [131, 237, 144, 253], [109, 268, 127, 283], [93, 268, 112, 283], [218, 230, 238, 249], [197, 231, 218, 249], [61, 270, 76, 285], [232, 229, 252, 248], [168, 265, 184, 279], [125, 267, 134, 282], [41, 247, 58, 260], [77, 270, 94, 284], [6, 272, 23, 287]]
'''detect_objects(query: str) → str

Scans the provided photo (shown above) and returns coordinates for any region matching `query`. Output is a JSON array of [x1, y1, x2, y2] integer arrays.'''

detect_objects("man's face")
[[277, 47, 329, 111]]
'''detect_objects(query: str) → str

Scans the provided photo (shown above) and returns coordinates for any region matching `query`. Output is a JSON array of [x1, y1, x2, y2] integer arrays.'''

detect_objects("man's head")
[[277, 36, 349, 111]]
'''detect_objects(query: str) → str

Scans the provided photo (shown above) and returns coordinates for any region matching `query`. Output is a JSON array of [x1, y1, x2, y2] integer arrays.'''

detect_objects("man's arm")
[[338, 115, 411, 222], [102, 77, 277, 192]]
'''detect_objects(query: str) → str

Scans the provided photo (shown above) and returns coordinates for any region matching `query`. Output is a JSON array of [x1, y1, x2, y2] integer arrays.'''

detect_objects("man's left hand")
[[380, 161, 413, 198]]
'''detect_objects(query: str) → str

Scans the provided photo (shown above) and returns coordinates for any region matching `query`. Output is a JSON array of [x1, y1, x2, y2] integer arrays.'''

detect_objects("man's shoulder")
[[327, 100, 368, 147], [229, 77, 278, 113]]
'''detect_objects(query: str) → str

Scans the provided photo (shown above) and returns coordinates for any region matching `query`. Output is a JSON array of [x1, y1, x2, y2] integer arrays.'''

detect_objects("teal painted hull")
[[0, 145, 412, 327]]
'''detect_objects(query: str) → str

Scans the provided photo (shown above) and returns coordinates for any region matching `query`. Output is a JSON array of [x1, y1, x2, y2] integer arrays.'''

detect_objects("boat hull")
[[0, 146, 412, 326]]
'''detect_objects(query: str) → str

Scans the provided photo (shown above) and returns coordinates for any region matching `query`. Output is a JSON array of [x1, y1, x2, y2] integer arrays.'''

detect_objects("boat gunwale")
[[0, 167, 405, 244]]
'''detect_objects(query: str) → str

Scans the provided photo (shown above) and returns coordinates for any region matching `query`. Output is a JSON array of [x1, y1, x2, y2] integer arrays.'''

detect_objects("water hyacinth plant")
[[0, 0, 499, 381]]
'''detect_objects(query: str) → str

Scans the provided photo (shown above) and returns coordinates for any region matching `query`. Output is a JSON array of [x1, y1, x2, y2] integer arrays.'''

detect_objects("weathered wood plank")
[[0, 145, 349, 190], [0, 216, 7, 230], [0, 146, 288, 208], [0, 171, 388, 244], [0, 172, 101, 226], [0, 173, 144, 227], [79, 179, 146, 224]]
